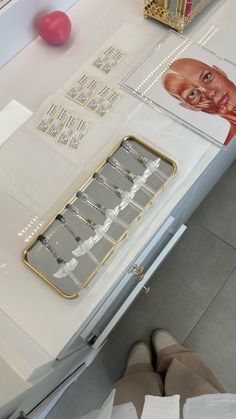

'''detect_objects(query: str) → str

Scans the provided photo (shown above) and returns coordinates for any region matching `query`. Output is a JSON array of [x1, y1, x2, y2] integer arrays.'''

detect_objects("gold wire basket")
[[144, 0, 215, 33]]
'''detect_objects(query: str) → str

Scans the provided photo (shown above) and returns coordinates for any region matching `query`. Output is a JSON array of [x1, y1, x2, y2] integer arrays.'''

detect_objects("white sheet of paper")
[[0, 100, 32, 146], [141, 395, 180, 419], [184, 394, 236, 419]]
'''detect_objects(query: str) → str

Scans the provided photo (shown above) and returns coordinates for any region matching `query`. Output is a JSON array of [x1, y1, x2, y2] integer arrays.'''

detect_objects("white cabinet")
[[57, 215, 186, 361], [9, 216, 187, 419], [5, 134, 236, 419], [175, 136, 236, 226], [2, 0, 236, 414], [86, 219, 186, 351], [8, 141, 236, 418]]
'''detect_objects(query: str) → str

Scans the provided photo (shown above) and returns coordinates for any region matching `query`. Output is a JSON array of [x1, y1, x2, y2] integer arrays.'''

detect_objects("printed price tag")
[[65, 73, 123, 117], [66, 74, 102, 105], [92, 45, 126, 74], [96, 91, 122, 117], [37, 103, 90, 149]]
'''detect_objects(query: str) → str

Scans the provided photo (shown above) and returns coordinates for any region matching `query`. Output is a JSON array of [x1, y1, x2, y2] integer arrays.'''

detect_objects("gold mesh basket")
[[144, 0, 215, 33]]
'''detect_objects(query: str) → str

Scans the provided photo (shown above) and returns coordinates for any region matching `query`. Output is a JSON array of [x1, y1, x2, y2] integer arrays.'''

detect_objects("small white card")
[[0, 100, 32, 147], [141, 395, 180, 419]]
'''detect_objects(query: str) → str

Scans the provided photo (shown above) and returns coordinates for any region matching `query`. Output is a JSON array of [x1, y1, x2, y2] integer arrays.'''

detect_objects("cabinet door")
[[58, 216, 179, 359], [90, 222, 187, 350], [80, 216, 176, 341], [57, 216, 186, 359]]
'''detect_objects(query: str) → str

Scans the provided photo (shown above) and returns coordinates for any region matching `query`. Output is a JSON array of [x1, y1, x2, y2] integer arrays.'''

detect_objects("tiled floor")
[[48, 161, 236, 418]]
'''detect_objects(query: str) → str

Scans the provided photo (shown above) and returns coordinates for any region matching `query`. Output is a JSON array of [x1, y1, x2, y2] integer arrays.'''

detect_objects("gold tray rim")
[[22, 134, 177, 299]]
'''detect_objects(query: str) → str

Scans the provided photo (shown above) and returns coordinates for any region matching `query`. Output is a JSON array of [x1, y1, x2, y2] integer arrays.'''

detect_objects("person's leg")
[[152, 330, 225, 417], [113, 342, 164, 418]]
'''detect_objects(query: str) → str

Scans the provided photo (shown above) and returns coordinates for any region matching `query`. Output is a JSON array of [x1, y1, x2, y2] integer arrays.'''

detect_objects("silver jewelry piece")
[[94, 172, 122, 199], [107, 156, 156, 196], [38, 234, 80, 284], [107, 157, 135, 183], [56, 214, 80, 242], [93, 172, 143, 211], [38, 234, 65, 264], [76, 191, 128, 229], [66, 204, 97, 230], [76, 192, 106, 216], [121, 140, 167, 181], [66, 203, 117, 246], [56, 214, 100, 266]]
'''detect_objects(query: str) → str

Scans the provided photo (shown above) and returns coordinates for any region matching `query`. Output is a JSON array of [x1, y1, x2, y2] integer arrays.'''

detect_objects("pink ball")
[[37, 11, 72, 46]]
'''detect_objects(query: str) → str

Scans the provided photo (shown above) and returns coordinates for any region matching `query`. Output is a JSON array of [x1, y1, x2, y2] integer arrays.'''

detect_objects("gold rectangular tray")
[[23, 135, 176, 299], [144, 0, 215, 33]]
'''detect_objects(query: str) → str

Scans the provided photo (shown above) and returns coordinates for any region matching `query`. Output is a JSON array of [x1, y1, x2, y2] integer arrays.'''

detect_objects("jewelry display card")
[[121, 31, 236, 147], [23, 136, 176, 299], [65, 72, 123, 118], [36, 102, 91, 150], [27, 24, 155, 159], [91, 45, 127, 74]]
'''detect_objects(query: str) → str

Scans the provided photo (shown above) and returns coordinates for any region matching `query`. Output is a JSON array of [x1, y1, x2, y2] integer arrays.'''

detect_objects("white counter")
[[0, 0, 234, 395]]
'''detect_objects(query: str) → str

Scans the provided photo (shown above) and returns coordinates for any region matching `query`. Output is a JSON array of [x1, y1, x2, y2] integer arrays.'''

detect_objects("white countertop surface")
[[0, 0, 235, 381]]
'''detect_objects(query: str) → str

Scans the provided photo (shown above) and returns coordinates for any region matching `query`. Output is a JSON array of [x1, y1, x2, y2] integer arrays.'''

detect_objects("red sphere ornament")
[[37, 11, 72, 46]]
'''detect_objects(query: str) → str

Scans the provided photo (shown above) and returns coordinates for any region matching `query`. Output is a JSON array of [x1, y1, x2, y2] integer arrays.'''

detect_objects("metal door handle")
[[130, 264, 145, 279]]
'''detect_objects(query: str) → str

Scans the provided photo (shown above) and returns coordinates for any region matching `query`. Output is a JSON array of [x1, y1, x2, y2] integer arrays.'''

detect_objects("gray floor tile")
[[47, 336, 127, 419], [191, 161, 236, 248], [112, 223, 236, 352], [47, 222, 236, 418], [185, 268, 236, 392]]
